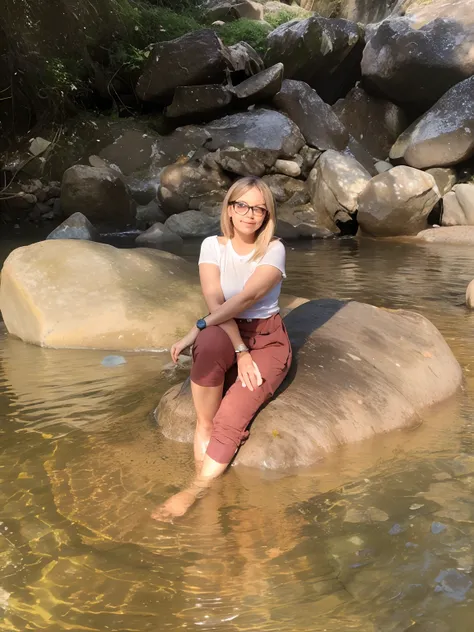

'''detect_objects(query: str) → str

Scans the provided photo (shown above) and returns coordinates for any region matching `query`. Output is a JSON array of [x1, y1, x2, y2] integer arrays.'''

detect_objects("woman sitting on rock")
[[152, 176, 292, 521]]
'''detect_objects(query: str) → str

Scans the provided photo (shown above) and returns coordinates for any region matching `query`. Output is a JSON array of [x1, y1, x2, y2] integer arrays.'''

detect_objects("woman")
[[152, 176, 292, 521]]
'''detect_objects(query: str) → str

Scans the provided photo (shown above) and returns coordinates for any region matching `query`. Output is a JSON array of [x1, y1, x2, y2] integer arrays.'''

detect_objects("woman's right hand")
[[237, 352, 262, 392]]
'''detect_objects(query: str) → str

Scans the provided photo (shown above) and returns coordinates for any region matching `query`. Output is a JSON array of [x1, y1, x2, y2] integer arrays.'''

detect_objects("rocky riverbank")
[[1, 0, 473, 248]]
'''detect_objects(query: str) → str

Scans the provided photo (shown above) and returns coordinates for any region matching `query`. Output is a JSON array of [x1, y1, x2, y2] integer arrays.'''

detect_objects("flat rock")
[[418, 226, 474, 245], [155, 299, 462, 469], [203, 109, 305, 158], [233, 63, 283, 104], [213, 146, 279, 177]]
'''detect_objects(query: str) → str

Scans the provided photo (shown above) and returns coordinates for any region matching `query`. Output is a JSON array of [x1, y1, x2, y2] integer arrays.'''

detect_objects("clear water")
[[1, 235, 474, 632]]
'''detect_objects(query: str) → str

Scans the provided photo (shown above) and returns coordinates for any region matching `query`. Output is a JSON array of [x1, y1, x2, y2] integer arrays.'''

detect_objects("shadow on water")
[[1, 237, 474, 630]]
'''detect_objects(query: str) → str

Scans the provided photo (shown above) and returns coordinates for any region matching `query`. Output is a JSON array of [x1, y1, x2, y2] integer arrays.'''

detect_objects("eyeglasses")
[[230, 201, 268, 218]]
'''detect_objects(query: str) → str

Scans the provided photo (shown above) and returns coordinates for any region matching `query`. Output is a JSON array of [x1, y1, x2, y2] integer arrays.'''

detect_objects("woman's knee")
[[191, 326, 234, 386]]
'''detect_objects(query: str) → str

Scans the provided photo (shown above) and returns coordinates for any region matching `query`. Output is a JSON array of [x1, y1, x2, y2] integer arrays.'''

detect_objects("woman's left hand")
[[170, 327, 199, 363]]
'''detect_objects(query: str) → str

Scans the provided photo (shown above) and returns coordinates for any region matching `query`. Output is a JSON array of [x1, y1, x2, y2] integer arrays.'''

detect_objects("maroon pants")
[[190, 313, 292, 464]]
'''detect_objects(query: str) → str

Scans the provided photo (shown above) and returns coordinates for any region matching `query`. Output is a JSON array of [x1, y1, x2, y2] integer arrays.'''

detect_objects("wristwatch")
[[235, 343, 249, 354], [196, 318, 207, 331]]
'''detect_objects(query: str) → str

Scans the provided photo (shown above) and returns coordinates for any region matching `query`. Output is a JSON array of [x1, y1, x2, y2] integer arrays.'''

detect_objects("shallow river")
[[1, 235, 474, 631]]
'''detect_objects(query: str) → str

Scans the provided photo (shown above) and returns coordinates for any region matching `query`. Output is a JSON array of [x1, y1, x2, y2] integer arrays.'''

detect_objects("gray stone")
[[203, 109, 305, 158], [47, 212, 100, 241], [275, 219, 301, 240], [205, 0, 264, 21], [60, 165, 136, 227], [262, 174, 309, 204], [358, 166, 440, 237], [165, 84, 233, 120], [136, 30, 229, 104], [225, 41, 264, 77], [375, 161, 392, 173], [164, 210, 220, 238], [279, 201, 338, 233], [214, 146, 279, 177], [442, 187, 474, 226], [98, 130, 161, 176], [233, 63, 283, 104], [390, 76, 474, 169], [158, 159, 231, 216], [136, 222, 183, 251], [333, 86, 408, 160], [299, 145, 322, 177], [362, 18, 474, 109], [308, 150, 371, 225], [273, 80, 348, 151], [266, 15, 364, 103], [434, 569, 472, 601], [274, 159, 301, 177], [426, 168, 457, 196], [156, 299, 462, 469], [136, 201, 167, 230]]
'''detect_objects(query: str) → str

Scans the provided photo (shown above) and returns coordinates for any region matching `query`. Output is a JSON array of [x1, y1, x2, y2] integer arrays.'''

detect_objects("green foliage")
[[216, 18, 272, 55], [130, 4, 202, 46], [265, 8, 312, 28]]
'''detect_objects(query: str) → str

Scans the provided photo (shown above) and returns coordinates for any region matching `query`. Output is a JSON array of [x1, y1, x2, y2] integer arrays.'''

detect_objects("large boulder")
[[0, 241, 207, 351], [203, 109, 305, 158], [361, 18, 474, 110], [155, 299, 462, 469], [467, 277, 474, 309], [333, 86, 408, 160], [60, 165, 135, 227], [273, 80, 349, 151], [165, 85, 233, 121], [164, 211, 220, 238], [357, 166, 440, 237], [265, 16, 364, 103], [300, 0, 400, 23], [441, 184, 474, 226], [136, 30, 229, 104], [308, 150, 371, 228], [389, 76, 474, 169], [158, 159, 232, 217], [225, 41, 264, 78]]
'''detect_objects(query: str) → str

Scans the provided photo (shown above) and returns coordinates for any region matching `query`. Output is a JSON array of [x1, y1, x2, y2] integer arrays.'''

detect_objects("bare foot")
[[151, 490, 197, 522]]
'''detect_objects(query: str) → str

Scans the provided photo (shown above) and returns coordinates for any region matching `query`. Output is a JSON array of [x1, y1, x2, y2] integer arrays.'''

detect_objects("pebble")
[[389, 523, 404, 535], [431, 521, 447, 534], [434, 569, 472, 601], [101, 355, 127, 367]]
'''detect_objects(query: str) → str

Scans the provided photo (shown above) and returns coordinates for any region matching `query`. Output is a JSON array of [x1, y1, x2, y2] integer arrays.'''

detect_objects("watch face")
[[196, 319, 206, 330]]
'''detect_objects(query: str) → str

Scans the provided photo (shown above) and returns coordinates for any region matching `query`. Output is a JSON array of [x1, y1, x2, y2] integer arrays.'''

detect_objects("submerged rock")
[[47, 212, 99, 242], [156, 299, 462, 469], [442, 184, 474, 226], [135, 222, 183, 251], [0, 241, 207, 350]]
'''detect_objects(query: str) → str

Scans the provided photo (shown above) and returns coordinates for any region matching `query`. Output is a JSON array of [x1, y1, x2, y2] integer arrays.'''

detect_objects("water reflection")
[[1, 237, 474, 630]]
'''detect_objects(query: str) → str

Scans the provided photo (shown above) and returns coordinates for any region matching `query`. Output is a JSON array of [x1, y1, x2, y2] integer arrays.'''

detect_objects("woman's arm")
[[199, 264, 245, 350], [202, 265, 282, 328]]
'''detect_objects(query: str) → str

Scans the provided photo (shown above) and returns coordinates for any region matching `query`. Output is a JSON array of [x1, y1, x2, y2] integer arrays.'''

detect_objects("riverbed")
[[1, 235, 474, 631]]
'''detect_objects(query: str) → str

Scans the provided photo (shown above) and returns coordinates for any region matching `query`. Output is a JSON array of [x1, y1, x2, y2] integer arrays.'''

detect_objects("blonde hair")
[[220, 177, 277, 261]]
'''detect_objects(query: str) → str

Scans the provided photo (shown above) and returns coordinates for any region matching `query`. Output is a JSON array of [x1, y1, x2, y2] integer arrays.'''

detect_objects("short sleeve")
[[257, 239, 286, 278], [198, 236, 221, 267]]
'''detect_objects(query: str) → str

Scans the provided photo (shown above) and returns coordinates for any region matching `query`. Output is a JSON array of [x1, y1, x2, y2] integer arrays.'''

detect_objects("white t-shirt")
[[198, 236, 286, 319]]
